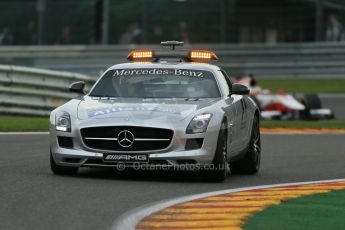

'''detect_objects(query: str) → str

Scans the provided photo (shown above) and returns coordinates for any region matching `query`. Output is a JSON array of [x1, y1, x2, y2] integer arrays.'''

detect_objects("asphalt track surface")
[[1, 133, 345, 230], [321, 96, 345, 120]]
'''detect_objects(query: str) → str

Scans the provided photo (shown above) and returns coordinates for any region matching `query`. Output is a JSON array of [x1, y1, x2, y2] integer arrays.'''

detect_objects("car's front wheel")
[[50, 152, 78, 175], [202, 122, 228, 182], [230, 116, 261, 174]]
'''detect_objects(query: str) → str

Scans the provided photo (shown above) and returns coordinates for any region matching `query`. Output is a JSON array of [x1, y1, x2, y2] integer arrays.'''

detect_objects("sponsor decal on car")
[[88, 105, 182, 118]]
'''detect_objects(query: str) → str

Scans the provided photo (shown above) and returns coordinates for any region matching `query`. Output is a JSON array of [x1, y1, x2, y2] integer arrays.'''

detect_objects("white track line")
[[112, 178, 345, 230], [0, 132, 341, 136], [0, 132, 49, 135]]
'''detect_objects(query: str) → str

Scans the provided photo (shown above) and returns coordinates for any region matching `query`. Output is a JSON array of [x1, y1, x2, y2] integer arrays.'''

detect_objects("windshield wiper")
[[89, 94, 107, 97], [90, 95, 118, 99], [185, 98, 202, 101]]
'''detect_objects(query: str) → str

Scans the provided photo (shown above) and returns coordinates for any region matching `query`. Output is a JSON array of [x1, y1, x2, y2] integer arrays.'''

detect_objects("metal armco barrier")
[[1, 42, 345, 78], [1, 42, 345, 116], [0, 65, 95, 116]]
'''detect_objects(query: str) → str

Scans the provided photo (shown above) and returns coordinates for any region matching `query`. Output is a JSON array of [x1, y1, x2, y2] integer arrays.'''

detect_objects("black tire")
[[300, 94, 322, 120], [202, 122, 228, 182], [230, 116, 261, 174], [50, 152, 78, 175], [302, 94, 322, 109]]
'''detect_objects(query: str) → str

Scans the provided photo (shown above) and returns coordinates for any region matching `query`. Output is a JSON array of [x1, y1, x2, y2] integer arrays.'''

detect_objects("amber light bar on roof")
[[189, 50, 218, 61], [126, 49, 218, 62], [127, 50, 154, 60]]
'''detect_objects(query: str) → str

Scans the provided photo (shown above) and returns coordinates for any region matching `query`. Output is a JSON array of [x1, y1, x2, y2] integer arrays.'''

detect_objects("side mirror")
[[230, 84, 250, 96], [69, 81, 85, 94]]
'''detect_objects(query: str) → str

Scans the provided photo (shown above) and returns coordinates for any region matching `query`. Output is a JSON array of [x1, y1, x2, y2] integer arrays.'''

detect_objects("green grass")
[[0, 116, 345, 132], [245, 189, 345, 230], [0, 115, 49, 132], [259, 79, 345, 94], [261, 120, 345, 129]]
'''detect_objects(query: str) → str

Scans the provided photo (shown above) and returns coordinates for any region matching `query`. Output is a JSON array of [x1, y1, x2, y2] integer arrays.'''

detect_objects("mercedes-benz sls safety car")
[[50, 41, 261, 182]]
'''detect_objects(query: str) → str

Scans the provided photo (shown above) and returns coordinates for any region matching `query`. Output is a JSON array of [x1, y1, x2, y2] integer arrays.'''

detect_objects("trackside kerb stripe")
[[135, 180, 345, 230], [112, 179, 345, 230], [260, 128, 345, 134]]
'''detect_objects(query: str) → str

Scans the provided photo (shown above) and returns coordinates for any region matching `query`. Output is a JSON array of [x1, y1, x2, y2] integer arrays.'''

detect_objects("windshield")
[[89, 68, 220, 98]]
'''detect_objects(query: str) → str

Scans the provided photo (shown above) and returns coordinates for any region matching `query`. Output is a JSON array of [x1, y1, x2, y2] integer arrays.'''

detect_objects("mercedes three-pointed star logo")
[[117, 130, 135, 148]]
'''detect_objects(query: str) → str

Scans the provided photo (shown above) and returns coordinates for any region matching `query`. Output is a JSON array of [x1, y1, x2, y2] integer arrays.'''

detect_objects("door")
[[236, 95, 250, 150], [218, 70, 244, 156]]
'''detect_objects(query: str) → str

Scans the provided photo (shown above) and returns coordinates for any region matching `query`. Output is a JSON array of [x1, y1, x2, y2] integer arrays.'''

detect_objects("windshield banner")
[[112, 69, 208, 78]]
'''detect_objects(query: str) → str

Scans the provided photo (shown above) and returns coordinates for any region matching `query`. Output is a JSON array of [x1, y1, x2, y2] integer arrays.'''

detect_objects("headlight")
[[186, 113, 212, 134], [55, 111, 71, 132]]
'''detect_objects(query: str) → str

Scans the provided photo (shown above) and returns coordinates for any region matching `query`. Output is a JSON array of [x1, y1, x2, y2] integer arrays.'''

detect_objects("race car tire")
[[300, 94, 322, 120], [302, 94, 322, 109], [230, 116, 261, 175], [50, 152, 78, 175], [202, 122, 227, 182]]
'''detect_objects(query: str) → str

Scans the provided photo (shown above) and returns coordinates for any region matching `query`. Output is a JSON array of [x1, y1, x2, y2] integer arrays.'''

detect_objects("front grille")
[[81, 126, 173, 151]]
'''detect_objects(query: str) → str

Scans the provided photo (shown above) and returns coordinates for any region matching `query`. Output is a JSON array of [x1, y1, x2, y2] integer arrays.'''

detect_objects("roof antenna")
[[160, 41, 184, 50]]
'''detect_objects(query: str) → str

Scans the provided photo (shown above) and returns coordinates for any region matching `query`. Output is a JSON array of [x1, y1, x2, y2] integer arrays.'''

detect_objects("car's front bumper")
[[50, 120, 221, 168]]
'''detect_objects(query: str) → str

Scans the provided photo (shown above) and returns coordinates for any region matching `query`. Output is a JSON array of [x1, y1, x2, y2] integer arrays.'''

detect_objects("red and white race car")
[[234, 75, 334, 120]]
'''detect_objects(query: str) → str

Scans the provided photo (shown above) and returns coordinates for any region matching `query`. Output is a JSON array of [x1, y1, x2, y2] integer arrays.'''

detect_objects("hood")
[[77, 97, 219, 122]]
